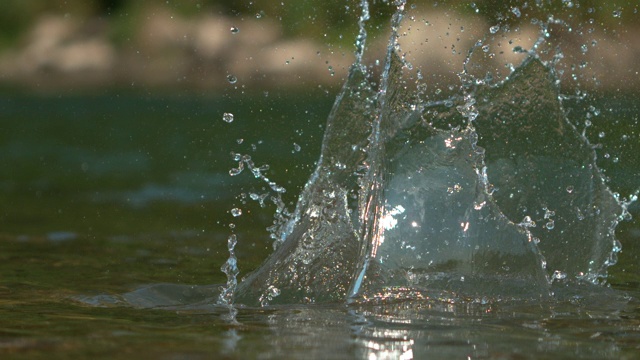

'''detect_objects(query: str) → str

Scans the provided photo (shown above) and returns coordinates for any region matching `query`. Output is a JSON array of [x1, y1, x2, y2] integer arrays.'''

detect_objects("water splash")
[[234, 0, 378, 306], [218, 233, 239, 320], [232, 1, 635, 306]]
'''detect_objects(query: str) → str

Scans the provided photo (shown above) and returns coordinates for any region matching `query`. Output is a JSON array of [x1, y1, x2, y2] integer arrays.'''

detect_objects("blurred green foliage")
[[0, 0, 637, 49]]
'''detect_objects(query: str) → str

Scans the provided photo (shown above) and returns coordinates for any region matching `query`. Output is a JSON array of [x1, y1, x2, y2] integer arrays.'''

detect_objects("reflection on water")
[[1, 228, 637, 358], [74, 279, 640, 358], [349, 293, 635, 359]]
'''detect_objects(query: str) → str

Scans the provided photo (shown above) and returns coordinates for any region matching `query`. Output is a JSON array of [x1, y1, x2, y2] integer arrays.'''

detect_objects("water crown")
[[229, 0, 634, 307]]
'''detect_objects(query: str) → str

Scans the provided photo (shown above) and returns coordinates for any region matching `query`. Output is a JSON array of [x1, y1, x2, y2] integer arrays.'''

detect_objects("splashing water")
[[64, 2, 639, 358], [232, 0, 636, 307]]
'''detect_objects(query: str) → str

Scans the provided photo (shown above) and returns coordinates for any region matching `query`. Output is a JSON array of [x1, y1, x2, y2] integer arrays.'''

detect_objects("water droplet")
[[230, 26, 239, 34], [511, 7, 521, 18], [566, 185, 574, 193], [552, 270, 567, 281], [489, 25, 500, 34], [227, 234, 238, 250], [293, 143, 301, 152], [269, 182, 286, 193], [519, 216, 536, 228], [227, 74, 238, 84], [231, 208, 242, 217], [545, 220, 555, 230], [474, 200, 486, 210], [259, 285, 281, 306], [544, 208, 555, 219], [223, 112, 234, 123], [613, 9, 622, 18], [613, 239, 622, 252]]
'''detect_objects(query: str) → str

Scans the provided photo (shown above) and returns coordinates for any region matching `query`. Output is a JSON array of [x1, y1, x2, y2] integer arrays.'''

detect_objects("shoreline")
[[1, 10, 639, 93]]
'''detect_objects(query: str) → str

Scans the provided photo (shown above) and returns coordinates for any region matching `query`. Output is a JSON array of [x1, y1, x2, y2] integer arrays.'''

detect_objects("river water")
[[2, 1, 640, 359]]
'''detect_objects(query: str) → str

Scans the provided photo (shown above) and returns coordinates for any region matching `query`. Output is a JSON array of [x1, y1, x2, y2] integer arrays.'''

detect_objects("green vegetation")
[[0, 0, 637, 51]]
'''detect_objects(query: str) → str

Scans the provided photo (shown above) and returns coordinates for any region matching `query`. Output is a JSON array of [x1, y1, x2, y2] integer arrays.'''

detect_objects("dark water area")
[[0, 91, 331, 357], [0, 91, 332, 235]]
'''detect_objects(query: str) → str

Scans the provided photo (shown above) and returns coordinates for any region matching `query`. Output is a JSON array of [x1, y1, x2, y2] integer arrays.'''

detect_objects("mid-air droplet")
[[223, 113, 234, 123]]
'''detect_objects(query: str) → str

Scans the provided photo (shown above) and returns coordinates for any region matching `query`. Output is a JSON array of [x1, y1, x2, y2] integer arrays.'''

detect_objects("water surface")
[[2, 1, 640, 358]]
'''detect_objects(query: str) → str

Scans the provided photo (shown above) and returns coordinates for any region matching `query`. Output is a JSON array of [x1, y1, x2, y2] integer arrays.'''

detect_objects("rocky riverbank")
[[1, 9, 638, 93]]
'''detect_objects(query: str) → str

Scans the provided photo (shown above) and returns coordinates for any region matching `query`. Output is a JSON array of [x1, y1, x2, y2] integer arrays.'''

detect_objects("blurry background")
[[0, 0, 639, 92]]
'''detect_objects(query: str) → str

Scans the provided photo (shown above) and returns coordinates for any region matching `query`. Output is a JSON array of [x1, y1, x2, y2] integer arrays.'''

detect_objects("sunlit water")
[[3, 1, 640, 359], [231, 0, 636, 308]]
